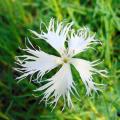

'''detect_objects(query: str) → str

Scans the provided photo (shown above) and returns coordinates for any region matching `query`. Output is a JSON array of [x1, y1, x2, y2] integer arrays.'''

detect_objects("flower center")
[[63, 57, 69, 63]]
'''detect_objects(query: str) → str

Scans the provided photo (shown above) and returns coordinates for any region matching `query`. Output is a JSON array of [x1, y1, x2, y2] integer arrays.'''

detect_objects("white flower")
[[15, 18, 107, 110]]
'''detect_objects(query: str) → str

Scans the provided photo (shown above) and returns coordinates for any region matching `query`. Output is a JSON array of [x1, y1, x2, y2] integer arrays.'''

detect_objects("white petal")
[[15, 46, 61, 82], [68, 27, 98, 57], [30, 18, 73, 55], [34, 64, 78, 110], [71, 58, 107, 95]]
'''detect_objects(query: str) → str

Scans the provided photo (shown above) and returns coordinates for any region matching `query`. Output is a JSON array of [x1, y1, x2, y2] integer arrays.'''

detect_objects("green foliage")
[[0, 0, 120, 119]]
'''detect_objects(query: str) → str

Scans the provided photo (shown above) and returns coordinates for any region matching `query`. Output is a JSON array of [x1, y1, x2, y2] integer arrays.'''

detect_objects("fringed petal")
[[71, 58, 107, 95], [30, 18, 73, 55], [68, 27, 99, 57], [15, 44, 61, 82], [34, 64, 78, 110]]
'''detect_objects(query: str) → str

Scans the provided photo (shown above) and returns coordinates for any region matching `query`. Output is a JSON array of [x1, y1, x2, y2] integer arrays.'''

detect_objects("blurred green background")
[[0, 0, 120, 120]]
